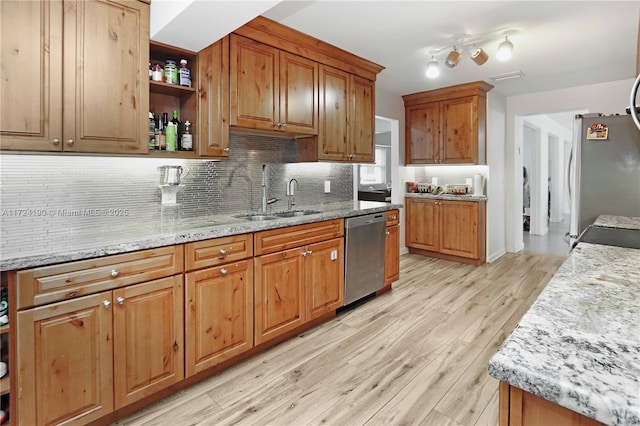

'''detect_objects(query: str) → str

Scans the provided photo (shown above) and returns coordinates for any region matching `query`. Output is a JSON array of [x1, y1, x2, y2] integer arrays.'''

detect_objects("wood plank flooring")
[[114, 251, 564, 426]]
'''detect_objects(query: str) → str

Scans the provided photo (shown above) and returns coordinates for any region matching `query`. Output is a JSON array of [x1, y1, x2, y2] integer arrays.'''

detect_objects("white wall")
[[504, 78, 635, 252], [487, 92, 507, 261]]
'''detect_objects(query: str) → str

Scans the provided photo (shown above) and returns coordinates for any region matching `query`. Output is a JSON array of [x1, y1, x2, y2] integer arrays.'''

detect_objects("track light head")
[[497, 36, 514, 61], [470, 46, 489, 65], [425, 56, 440, 78], [444, 46, 461, 68]]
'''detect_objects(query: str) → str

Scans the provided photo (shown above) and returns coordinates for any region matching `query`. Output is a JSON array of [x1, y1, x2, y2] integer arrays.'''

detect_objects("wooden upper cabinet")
[[319, 65, 375, 162], [319, 65, 349, 161], [1, 0, 149, 153], [441, 96, 478, 164], [230, 34, 318, 136], [403, 81, 492, 165], [0, 0, 63, 151], [406, 103, 440, 164], [198, 36, 230, 157], [350, 75, 375, 162]]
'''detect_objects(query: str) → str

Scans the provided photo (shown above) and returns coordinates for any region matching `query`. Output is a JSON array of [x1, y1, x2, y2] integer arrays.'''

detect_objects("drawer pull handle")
[[219, 248, 227, 255], [220, 268, 228, 275], [116, 297, 125, 305], [111, 269, 120, 277], [103, 300, 111, 308]]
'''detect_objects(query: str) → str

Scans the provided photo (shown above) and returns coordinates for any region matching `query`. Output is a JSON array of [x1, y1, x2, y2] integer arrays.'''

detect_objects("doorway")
[[519, 116, 573, 257]]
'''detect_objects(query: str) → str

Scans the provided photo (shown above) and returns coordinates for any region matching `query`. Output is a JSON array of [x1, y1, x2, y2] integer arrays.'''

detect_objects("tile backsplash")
[[0, 134, 353, 257]]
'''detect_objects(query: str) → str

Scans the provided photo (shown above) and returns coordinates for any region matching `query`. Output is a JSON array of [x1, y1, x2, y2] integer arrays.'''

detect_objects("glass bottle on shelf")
[[171, 110, 182, 150], [181, 121, 193, 151]]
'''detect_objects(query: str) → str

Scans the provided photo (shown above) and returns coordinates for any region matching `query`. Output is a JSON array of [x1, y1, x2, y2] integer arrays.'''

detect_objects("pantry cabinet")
[[406, 197, 486, 265], [403, 81, 493, 165], [230, 34, 318, 136], [318, 65, 375, 162], [253, 220, 344, 344], [384, 209, 400, 286], [0, 0, 149, 153]]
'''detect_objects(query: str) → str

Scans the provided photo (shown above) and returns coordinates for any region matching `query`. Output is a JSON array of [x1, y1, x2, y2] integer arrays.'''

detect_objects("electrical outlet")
[[324, 180, 331, 193]]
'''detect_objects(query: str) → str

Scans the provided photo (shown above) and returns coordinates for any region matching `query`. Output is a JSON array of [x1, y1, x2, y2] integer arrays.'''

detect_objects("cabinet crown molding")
[[233, 16, 384, 81], [402, 81, 494, 106]]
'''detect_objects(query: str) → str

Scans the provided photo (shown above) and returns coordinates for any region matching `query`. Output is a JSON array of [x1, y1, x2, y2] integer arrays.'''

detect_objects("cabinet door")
[[306, 238, 344, 320], [198, 36, 230, 157], [254, 248, 305, 345], [405, 103, 439, 164], [439, 200, 479, 259], [280, 51, 318, 135], [230, 34, 279, 131], [0, 0, 63, 151], [440, 96, 478, 163], [16, 292, 114, 425], [318, 65, 349, 161], [385, 224, 400, 285], [406, 198, 440, 251], [63, 0, 149, 153], [350, 75, 375, 162], [185, 260, 253, 377], [113, 276, 184, 408]]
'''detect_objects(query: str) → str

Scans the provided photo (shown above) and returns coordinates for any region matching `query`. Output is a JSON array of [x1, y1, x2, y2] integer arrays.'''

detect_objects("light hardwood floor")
[[114, 251, 565, 426]]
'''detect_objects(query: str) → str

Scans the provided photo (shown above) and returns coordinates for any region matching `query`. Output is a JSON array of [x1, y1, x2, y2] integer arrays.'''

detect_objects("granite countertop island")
[[489, 240, 640, 425], [0, 200, 401, 271]]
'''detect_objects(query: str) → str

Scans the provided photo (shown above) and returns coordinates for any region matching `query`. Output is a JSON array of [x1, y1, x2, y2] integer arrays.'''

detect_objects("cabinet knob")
[[391, 215, 397, 220], [386, 231, 390, 236], [66, 139, 74, 146], [52, 138, 60, 146], [116, 296, 125, 305], [223, 147, 230, 153], [111, 269, 120, 277], [281, 123, 286, 128], [307, 250, 313, 255], [219, 248, 227, 255], [220, 268, 228, 275], [301, 251, 307, 257], [103, 300, 111, 308]]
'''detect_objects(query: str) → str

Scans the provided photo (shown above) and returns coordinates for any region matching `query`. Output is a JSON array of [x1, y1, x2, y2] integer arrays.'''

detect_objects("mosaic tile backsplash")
[[0, 134, 353, 256]]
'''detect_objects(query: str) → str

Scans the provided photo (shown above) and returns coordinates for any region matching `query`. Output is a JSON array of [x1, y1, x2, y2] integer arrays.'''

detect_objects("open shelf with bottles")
[[149, 41, 199, 156]]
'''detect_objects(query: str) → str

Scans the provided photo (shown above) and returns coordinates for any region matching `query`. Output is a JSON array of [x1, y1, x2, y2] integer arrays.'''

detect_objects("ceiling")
[[152, 1, 639, 130]]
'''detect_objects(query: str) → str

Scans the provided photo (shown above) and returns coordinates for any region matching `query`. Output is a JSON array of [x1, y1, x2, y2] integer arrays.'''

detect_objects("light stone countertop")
[[0, 200, 402, 271], [593, 215, 640, 230], [405, 193, 487, 201], [488, 242, 640, 426]]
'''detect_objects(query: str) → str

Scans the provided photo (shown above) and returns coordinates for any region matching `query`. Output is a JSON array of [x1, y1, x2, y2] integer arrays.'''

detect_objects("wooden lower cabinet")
[[499, 382, 604, 426], [254, 247, 306, 345], [15, 276, 183, 425], [185, 260, 253, 376], [305, 238, 344, 321], [405, 197, 486, 265], [113, 276, 184, 408]]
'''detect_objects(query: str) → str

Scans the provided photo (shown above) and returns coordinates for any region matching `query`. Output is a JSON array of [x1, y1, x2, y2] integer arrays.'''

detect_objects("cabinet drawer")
[[185, 234, 253, 271], [16, 246, 183, 309], [254, 219, 344, 256], [386, 209, 400, 226]]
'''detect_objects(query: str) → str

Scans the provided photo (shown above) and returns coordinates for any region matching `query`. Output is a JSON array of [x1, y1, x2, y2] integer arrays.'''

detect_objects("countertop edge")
[[405, 193, 487, 201]]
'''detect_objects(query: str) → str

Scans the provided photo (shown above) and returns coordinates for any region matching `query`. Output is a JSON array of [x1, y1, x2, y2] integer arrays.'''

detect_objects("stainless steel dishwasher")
[[344, 212, 387, 305]]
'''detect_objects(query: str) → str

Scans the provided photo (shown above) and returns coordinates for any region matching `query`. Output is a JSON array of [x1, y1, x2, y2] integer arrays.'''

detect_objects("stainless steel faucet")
[[286, 178, 299, 211]]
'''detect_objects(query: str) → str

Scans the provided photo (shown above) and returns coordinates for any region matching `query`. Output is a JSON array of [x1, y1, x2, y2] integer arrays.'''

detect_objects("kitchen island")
[[488, 240, 640, 425]]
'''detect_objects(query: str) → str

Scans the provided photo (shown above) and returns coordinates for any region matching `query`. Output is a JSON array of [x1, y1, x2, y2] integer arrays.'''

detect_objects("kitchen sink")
[[575, 225, 640, 250], [273, 210, 323, 218], [233, 214, 278, 221]]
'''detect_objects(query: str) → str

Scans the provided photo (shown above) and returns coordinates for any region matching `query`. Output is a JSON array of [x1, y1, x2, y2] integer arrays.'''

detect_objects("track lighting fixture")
[[425, 56, 440, 78], [496, 36, 514, 61], [444, 46, 461, 68], [470, 45, 489, 65]]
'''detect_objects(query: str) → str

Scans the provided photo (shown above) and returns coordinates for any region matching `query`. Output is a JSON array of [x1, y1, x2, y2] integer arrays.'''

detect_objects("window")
[[359, 147, 387, 185]]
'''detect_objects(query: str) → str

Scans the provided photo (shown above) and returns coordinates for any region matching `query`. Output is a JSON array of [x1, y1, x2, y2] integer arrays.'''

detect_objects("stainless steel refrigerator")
[[569, 113, 640, 243]]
